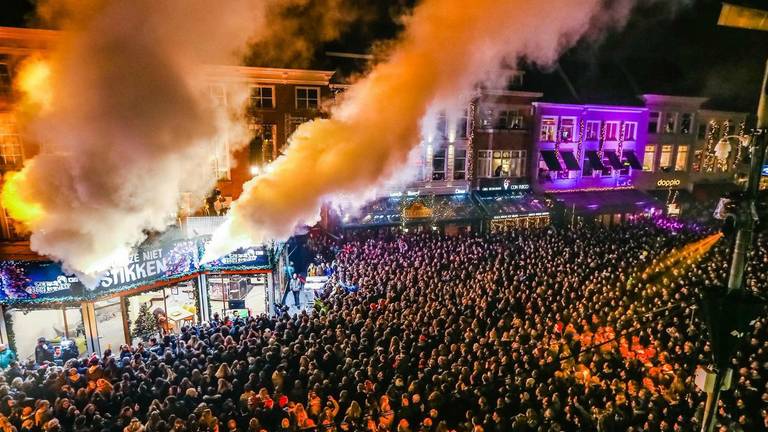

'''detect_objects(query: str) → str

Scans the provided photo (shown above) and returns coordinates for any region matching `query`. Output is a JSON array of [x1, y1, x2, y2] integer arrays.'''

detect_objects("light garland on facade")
[[547, 185, 636, 194], [717, 120, 730, 172], [733, 120, 747, 171], [703, 120, 719, 173], [616, 121, 625, 172], [598, 122, 606, 158], [576, 118, 585, 164], [466, 101, 476, 182]]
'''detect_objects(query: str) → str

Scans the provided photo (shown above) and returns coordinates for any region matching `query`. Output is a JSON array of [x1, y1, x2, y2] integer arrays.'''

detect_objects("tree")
[[132, 303, 157, 341]]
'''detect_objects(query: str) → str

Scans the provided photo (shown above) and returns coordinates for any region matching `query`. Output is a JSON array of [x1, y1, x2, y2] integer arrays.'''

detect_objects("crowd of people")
[[0, 218, 766, 432]]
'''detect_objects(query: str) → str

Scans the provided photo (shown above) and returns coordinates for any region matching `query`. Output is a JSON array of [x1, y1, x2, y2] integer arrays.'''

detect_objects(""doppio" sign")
[[656, 179, 681, 188]]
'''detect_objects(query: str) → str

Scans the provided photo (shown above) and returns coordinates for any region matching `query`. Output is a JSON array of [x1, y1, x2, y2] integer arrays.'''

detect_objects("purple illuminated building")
[[531, 103, 663, 224], [532, 103, 649, 192]]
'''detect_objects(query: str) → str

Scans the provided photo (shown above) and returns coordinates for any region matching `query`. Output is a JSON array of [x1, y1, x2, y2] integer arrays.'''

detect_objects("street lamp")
[[697, 5, 768, 432], [714, 135, 750, 163]]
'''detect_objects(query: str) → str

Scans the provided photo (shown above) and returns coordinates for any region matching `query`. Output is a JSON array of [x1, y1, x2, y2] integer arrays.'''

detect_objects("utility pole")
[[700, 5, 768, 431]]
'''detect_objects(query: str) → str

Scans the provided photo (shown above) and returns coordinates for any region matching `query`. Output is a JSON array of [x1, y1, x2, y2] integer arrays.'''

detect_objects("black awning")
[[540, 150, 562, 171], [605, 151, 624, 169], [623, 150, 643, 170], [560, 151, 580, 170], [585, 150, 605, 170]]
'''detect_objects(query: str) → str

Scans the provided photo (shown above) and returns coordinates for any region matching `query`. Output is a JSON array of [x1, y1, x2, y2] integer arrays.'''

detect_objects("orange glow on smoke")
[[643, 232, 723, 280], [1, 170, 43, 225], [14, 56, 53, 114]]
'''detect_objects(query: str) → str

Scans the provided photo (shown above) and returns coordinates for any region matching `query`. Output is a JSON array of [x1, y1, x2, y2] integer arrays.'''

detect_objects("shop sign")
[[0, 261, 85, 300], [98, 239, 198, 289], [479, 177, 531, 192], [656, 179, 682, 188], [201, 242, 269, 270], [0, 236, 270, 303], [403, 202, 433, 219], [762, 165, 768, 176]]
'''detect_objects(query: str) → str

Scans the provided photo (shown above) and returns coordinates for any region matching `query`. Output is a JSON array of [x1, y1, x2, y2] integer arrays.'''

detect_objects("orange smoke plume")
[[205, 0, 672, 259]]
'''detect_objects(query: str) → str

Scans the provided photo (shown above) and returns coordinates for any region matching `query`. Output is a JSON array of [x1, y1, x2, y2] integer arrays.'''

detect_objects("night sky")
[[2, 0, 767, 113]]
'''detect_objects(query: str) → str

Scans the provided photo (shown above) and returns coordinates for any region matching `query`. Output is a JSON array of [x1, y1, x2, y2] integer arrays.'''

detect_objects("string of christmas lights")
[[598, 122, 606, 159], [703, 120, 719, 173], [466, 101, 476, 182], [717, 120, 730, 172], [733, 120, 747, 171], [576, 118, 585, 165], [616, 121, 625, 174]]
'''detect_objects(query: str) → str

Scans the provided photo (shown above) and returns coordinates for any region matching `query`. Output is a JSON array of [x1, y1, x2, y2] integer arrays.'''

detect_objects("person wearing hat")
[[0, 345, 15, 369], [34, 338, 53, 366]]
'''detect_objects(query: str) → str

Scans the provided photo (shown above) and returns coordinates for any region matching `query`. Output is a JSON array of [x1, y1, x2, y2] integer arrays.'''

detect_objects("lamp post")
[[699, 5, 768, 432]]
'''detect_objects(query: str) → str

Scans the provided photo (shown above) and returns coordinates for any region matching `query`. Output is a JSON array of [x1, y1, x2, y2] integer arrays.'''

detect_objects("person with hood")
[[34, 338, 53, 366], [0, 345, 16, 369]]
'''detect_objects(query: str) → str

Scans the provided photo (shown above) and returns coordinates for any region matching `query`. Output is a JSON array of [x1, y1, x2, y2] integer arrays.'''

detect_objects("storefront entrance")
[[4, 307, 85, 363], [207, 273, 268, 318], [91, 279, 199, 350]]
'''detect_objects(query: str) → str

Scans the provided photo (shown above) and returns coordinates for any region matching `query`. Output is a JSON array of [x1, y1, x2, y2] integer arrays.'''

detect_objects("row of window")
[[642, 144, 688, 172], [648, 111, 693, 135], [428, 149, 528, 181], [480, 109, 528, 130], [210, 84, 321, 110], [253, 85, 320, 110], [540, 117, 638, 143]]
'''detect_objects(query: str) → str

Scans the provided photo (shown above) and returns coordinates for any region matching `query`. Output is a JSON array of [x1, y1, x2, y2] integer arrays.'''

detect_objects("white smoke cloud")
[[205, 0, 662, 259], [3, 0, 274, 282]]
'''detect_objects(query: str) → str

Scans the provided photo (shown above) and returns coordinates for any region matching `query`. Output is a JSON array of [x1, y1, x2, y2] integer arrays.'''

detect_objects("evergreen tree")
[[132, 303, 157, 340]]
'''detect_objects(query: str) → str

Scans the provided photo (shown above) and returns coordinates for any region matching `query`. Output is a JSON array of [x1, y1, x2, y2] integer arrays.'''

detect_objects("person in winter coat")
[[34, 338, 53, 366], [0, 345, 16, 369]]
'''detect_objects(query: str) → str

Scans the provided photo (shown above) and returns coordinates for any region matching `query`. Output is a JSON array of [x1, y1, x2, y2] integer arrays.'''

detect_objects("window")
[[496, 109, 525, 130], [0, 64, 11, 96], [209, 84, 227, 107], [457, 109, 469, 138], [680, 113, 693, 135], [540, 116, 557, 142], [212, 136, 231, 180], [623, 122, 637, 141], [492, 151, 507, 177], [659, 145, 673, 170], [675, 145, 688, 171], [511, 150, 526, 177], [663, 112, 677, 133], [477, 150, 525, 177], [643, 145, 656, 171], [208, 274, 268, 318], [697, 123, 707, 140], [509, 110, 525, 129], [648, 111, 661, 133], [453, 149, 466, 180], [7, 308, 85, 362], [436, 113, 448, 138], [295, 87, 320, 109], [432, 149, 446, 180], [251, 85, 275, 109], [586, 121, 600, 140], [0, 114, 23, 167], [605, 121, 620, 141], [560, 117, 576, 142], [477, 150, 492, 178]]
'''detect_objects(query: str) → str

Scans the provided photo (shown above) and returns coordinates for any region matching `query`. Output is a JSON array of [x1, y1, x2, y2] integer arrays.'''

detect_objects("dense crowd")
[[0, 219, 766, 432]]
